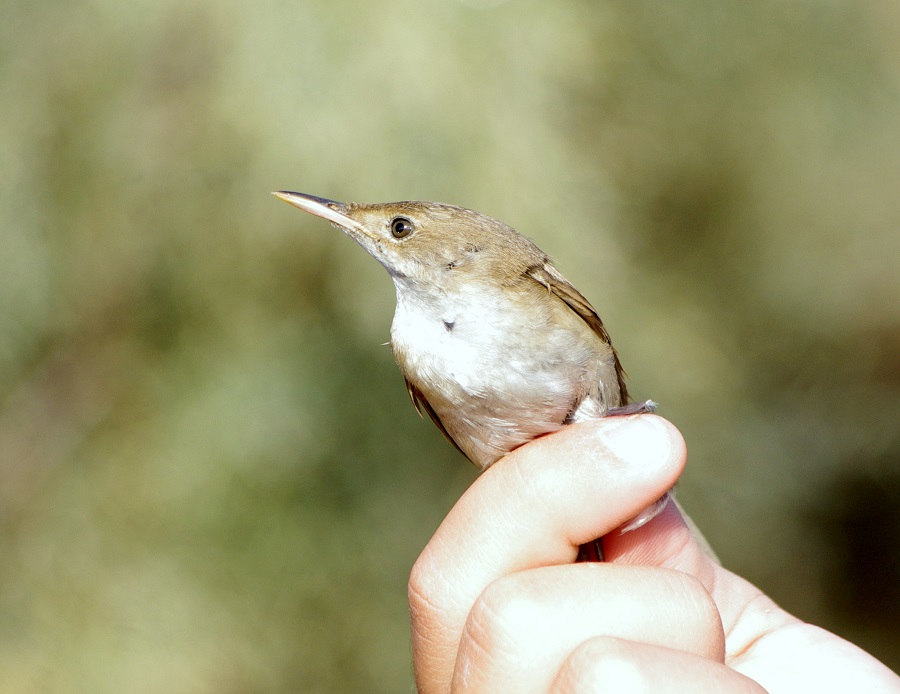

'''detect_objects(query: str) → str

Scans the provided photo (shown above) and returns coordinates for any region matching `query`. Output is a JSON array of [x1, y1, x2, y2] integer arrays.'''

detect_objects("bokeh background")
[[1, 0, 898, 690]]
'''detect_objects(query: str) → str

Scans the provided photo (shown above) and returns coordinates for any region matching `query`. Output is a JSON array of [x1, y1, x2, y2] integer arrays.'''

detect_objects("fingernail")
[[599, 416, 674, 470]]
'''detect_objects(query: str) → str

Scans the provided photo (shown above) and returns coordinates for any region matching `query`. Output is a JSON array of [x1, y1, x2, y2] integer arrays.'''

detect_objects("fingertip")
[[497, 415, 688, 550], [561, 415, 686, 489], [598, 415, 685, 474], [506, 415, 685, 510]]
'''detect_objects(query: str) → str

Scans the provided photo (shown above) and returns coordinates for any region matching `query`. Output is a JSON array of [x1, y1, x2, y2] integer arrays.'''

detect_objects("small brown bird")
[[275, 191, 665, 559]]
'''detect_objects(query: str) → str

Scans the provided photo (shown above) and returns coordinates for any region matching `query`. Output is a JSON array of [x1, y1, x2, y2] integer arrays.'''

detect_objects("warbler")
[[275, 191, 665, 559]]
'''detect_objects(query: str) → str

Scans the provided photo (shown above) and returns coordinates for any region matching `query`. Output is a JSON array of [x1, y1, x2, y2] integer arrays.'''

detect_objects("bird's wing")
[[524, 262, 629, 403], [405, 377, 470, 460]]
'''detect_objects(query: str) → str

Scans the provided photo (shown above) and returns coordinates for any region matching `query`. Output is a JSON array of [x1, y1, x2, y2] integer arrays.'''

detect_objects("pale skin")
[[409, 415, 900, 693]]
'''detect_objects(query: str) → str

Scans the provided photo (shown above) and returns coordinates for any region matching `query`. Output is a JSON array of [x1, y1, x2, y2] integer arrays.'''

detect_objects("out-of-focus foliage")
[[1, 0, 898, 690]]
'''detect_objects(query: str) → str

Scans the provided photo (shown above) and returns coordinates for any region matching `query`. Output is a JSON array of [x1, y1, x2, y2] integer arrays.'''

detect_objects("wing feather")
[[405, 378, 469, 459], [524, 262, 629, 403]]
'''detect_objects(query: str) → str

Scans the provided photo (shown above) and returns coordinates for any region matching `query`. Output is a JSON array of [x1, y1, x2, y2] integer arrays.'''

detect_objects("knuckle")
[[463, 576, 542, 655], [408, 550, 444, 623], [667, 571, 725, 659], [554, 637, 650, 693]]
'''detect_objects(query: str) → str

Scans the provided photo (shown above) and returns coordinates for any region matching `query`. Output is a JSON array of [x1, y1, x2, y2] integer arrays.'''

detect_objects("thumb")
[[603, 482, 721, 588]]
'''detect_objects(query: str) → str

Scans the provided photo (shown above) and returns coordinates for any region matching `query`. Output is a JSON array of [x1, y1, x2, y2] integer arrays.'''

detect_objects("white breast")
[[390, 279, 615, 468]]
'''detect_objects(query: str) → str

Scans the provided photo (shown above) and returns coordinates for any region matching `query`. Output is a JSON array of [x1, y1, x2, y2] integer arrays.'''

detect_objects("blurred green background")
[[1, 0, 898, 690]]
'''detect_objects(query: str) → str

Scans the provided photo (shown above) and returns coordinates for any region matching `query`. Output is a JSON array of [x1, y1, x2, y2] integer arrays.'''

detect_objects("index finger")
[[408, 415, 693, 691]]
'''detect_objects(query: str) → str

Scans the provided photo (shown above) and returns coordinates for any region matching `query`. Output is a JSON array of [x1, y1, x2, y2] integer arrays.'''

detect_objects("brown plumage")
[[274, 191, 663, 554]]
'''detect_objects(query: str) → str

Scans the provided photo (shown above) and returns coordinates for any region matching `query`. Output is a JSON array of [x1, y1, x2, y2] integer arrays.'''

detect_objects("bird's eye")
[[390, 217, 414, 239]]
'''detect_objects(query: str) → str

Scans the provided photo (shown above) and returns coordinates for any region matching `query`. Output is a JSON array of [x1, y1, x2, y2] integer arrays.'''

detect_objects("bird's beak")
[[273, 191, 367, 235]]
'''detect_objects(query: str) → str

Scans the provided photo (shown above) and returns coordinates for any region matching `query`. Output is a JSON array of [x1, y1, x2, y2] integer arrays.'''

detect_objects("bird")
[[274, 191, 665, 559]]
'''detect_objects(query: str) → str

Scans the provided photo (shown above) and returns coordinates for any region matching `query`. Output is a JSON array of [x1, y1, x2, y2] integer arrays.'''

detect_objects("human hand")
[[408, 415, 899, 692]]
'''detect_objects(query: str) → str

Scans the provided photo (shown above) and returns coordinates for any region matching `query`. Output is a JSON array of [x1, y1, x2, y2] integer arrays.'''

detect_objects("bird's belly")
[[432, 388, 573, 469], [391, 297, 607, 468]]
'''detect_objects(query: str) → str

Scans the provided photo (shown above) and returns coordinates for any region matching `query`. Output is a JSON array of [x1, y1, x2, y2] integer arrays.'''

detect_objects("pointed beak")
[[274, 190, 397, 274], [272, 191, 368, 235]]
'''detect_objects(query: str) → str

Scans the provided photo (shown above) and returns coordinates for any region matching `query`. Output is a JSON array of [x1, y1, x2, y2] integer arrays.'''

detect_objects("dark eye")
[[390, 217, 414, 239]]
